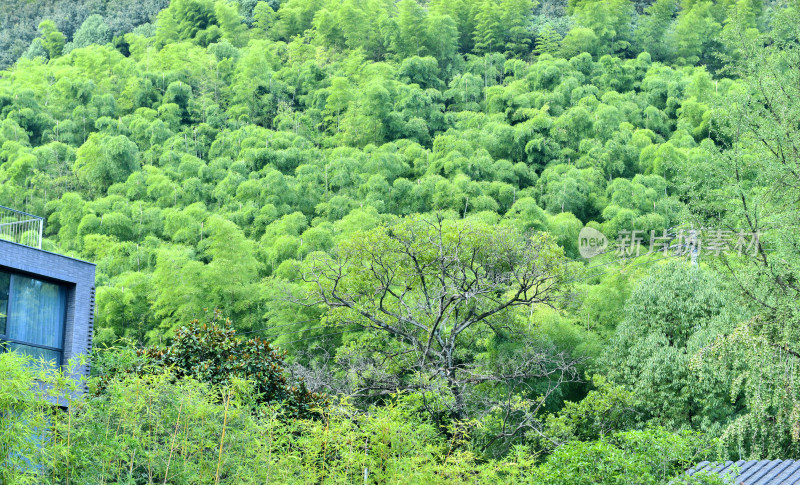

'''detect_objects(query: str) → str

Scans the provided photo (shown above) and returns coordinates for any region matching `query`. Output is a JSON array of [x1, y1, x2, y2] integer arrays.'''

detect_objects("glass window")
[[0, 271, 67, 367], [7, 342, 62, 363]]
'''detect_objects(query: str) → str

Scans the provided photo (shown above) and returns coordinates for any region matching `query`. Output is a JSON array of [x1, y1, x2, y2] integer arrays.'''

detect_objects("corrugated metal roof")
[[686, 460, 800, 483]]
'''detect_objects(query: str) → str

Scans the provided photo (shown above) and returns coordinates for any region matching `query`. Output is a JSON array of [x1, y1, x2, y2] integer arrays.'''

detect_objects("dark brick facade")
[[0, 239, 96, 380]]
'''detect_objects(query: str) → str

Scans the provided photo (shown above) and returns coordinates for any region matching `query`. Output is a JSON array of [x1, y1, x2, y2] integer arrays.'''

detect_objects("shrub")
[[94, 311, 324, 418]]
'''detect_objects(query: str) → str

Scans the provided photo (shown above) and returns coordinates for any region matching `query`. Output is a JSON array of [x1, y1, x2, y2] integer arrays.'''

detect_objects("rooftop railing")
[[0, 205, 43, 249]]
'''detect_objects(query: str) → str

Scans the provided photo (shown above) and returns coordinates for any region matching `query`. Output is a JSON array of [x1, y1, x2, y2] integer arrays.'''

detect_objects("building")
[[0, 205, 96, 380], [685, 460, 800, 483]]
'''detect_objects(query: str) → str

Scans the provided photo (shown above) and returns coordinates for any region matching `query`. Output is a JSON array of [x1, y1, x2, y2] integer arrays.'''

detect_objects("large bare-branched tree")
[[298, 214, 580, 452]]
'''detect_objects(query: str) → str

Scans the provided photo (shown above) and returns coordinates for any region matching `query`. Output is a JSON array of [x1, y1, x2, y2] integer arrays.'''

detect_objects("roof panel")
[[683, 460, 800, 484]]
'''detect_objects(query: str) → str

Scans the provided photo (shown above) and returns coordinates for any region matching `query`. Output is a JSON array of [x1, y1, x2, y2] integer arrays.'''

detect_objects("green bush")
[[531, 427, 724, 484], [0, 350, 725, 484], [0, 352, 84, 485], [93, 312, 324, 418]]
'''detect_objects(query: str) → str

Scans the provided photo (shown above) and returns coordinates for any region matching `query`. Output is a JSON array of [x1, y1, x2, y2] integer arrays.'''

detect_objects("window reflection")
[[0, 270, 67, 366]]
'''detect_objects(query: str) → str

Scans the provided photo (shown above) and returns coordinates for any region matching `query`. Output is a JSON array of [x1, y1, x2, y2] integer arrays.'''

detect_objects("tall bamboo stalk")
[[214, 392, 231, 485]]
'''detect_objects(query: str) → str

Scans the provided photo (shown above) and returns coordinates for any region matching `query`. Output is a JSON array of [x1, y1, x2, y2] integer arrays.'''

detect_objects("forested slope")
[[2, 0, 800, 477], [2, 0, 726, 340]]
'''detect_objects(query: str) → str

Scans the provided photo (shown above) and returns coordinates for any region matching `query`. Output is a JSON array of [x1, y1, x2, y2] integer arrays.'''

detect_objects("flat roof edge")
[[0, 239, 96, 266]]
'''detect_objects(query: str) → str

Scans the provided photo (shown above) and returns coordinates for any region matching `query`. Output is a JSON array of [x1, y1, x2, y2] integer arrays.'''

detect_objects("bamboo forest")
[[2, 0, 800, 483]]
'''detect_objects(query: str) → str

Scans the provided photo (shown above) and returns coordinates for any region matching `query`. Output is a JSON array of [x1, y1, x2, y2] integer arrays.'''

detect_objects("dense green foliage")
[[0, 352, 724, 484], [2, 0, 169, 68], [3, 0, 800, 481], [94, 313, 324, 418]]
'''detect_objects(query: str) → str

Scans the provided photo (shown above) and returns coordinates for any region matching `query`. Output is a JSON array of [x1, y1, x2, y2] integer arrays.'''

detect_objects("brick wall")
[[0, 239, 96, 380]]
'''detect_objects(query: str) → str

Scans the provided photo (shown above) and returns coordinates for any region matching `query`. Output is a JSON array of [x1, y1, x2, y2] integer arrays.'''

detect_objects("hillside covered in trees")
[[2, 0, 800, 482]]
